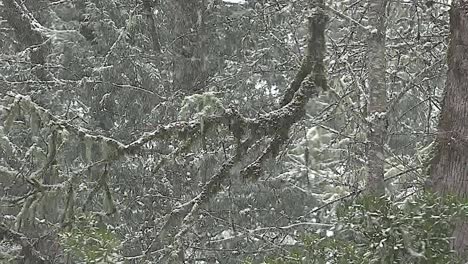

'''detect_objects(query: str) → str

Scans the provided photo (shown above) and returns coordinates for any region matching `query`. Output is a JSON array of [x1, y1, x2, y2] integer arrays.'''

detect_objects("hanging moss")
[[15, 194, 38, 231], [103, 182, 116, 215], [178, 92, 225, 121], [61, 184, 75, 229], [0, 129, 14, 156], [101, 139, 118, 160], [84, 135, 93, 163], [29, 108, 41, 137], [28, 193, 44, 224], [28, 144, 47, 165], [3, 103, 19, 133], [18, 96, 32, 113], [50, 164, 59, 184], [57, 129, 70, 147]]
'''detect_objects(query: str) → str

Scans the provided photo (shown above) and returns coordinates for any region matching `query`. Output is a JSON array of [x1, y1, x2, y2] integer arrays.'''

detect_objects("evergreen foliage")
[[257, 194, 465, 264], [0, 0, 460, 263]]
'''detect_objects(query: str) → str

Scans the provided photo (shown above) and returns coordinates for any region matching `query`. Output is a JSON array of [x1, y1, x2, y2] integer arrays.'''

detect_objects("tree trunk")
[[428, 0, 468, 255], [366, 0, 389, 195], [171, 0, 208, 94]]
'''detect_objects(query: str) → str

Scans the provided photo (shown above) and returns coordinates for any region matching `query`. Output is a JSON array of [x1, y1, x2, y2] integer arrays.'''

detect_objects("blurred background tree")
[[0, 0, 457, 263]]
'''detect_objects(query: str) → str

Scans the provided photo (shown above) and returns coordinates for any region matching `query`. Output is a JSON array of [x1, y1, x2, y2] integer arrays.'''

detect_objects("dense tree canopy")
[[0, 0, 466, 263]]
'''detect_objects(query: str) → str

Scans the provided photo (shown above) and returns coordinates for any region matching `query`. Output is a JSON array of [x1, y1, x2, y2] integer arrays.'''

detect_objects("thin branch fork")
[[1, 5, 329, 263], [159, 6, 329, 262]]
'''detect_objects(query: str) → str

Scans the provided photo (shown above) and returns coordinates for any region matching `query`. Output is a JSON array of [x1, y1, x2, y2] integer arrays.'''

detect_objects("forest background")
[[0, 0, 467, 263]]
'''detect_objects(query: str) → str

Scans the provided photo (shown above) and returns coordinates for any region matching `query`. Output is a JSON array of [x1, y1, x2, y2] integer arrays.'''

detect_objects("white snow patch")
[[223, 0, 246, 4]]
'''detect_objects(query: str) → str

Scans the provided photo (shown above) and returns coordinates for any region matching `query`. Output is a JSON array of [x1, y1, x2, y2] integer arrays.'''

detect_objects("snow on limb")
[[159, 4, 329, 261]]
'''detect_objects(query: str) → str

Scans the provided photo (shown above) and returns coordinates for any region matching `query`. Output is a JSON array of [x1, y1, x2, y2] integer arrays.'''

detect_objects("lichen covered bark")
[[161, 5, 329, 261], [428, 1, 468, 255]]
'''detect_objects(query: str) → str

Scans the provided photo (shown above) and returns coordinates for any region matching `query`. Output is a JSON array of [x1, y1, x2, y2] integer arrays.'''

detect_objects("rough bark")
[[365, 0, 389, 195], [427, 0, 468, 256]]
